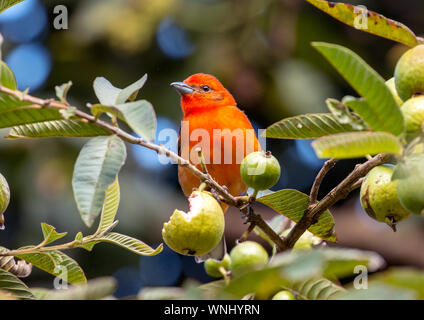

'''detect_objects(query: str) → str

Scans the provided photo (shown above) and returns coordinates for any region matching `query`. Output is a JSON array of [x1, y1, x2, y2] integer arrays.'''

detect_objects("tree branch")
[[284, 153, 391, 249], [0, 86, 287, 252], [308, 158, 338, 206]]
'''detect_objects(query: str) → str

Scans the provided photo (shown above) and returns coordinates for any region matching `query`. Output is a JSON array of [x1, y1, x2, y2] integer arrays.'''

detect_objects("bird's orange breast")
[[178, 105, 260, 199]]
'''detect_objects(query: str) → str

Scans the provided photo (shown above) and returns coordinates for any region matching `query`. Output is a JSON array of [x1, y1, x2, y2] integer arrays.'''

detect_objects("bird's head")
[[171, 73, 236, 115]]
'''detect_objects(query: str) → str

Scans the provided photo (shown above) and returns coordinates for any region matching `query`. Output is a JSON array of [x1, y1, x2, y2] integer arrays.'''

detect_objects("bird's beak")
[[171, 82, 194, 95]]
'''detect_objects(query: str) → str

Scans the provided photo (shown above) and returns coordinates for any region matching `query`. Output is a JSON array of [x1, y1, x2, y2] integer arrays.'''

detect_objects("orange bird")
[[171, 73, 261, 211]]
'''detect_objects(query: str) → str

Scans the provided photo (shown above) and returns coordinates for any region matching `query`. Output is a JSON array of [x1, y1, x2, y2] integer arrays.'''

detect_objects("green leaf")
[[96, 177, 120, 234], [117, 74, 147, 104], [0, 61, 17, 90], [291, 277, 345, 300], [312, 131, 403, 159], [312, 42, 405, 136], [326, 98, 367, 131], [72, 135, 127, 227], [306, 0, 420, 47], [138, 287, 185, 300], [7, 119, 112, 139], [55, 81, 72, 103], [16, 249, 86, 285], [0, 94, 62, 129], [91, 101, 156, 141], [0, 269, 34, 300], [264, 113, 357, 140], [0, 0, 24, 14], [97, 232, 163, 256], [371, 268, 424, 299], [93, 77, 121, 106], [257, 189, 336, 242], [41, 223, 67, 245], [32, 277, 116, 300], [341, 283, 416, 300], [49, 251, 87, 284]]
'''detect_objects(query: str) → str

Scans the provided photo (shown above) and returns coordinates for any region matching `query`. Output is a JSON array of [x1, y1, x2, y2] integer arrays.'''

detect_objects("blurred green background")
[[1, 0, 424, 297]]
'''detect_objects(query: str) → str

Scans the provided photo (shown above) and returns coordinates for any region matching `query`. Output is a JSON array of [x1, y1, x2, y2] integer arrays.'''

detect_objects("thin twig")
[[308, 158, 338, 206], [284, 153, 391, 249], [0, 86, 287, 252]]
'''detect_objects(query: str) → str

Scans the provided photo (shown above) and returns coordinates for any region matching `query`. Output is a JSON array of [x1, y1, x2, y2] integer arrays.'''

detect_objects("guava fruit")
[[0, 173, 10, 230], [229, 241, 269, 276], [385, 77, 403, 107], [272, 290, 296, 300], [240, 151, 281, 191], [393, 153, 424, 215], [401, 96, 424, 139], [360, 165, 410, 231], [204, 253, 231, 278], [162, 191, 225, 256], [394, 45, 424, 101]]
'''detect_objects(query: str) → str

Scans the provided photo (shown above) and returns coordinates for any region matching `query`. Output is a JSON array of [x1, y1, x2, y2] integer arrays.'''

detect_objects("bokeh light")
[[156, 17, 195, 59], [131, 117, 179, 172], [139, 246, 182, 286], [113, 267, 144, 298], [5, 43, 51, 91], [0, 0, 47, 43]]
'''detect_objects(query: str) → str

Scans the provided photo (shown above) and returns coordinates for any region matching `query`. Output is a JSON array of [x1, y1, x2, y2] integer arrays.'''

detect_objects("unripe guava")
[[272, 290, 296, 300], [395, 45, 424, 101], [360, 165, 410, 231], [281, 229, 322, 251], [0, 173, 10, 230], [385, 78, 403, 107], [204, 253, 231, 278], [401, 96, 424, 139], [230, 241, 269, 276], [162, 191, 225, 256], [393, 154, 424, 215], [240, 151, 281, 191]]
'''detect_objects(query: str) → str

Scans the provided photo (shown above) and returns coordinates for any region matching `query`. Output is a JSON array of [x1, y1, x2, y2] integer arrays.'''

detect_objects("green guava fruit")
[[240, 151, 281, 191], [385, 77, 404, 107], [204, 253, 231, 278], [281, 229, 322, 251], [393, 154, 424, 215], [0, 173, 10, 230], [360, 165, 410, 231], [395, 45, 424, 101], [229, 241, 269, 276], [272, 290, 296, 300], [162, 191, 225, 256], [401, 95, 424, 139]]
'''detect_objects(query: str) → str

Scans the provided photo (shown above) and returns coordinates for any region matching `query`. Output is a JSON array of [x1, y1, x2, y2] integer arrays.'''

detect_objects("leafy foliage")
[[312, 131, 403, 159], [306, 0, 420, 47], [257, 189, 336, 241], [0, 269, 34, 300], [41, 223, 67, 245], [72, 135, 127, 227], [264, 113, 357, 139], [94, 232, 163, 256], [291, 277, 345, 300], [7, 119, 112, 139], [312, 42, 404, 136]]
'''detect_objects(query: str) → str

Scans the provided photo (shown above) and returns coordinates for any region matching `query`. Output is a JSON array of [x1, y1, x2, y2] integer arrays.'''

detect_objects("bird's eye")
[[201, 85, 211, 92]]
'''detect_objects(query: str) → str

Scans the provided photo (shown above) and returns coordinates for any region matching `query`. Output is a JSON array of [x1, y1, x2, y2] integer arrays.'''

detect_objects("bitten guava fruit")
[[395, 45, 424, 101], [230, 241, 269, 276], [281, 229, 322, 251], [401, 95, 424, 139], [393, 153, 424, 215], [272, 290, 296, 300], [0, 173, 10, 230], [240, 151, 281, 191], [204, 253, 231, 278], [385, 77, 404, 107], [162, 191, 225, 256], [360, 165, 410, 231]]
